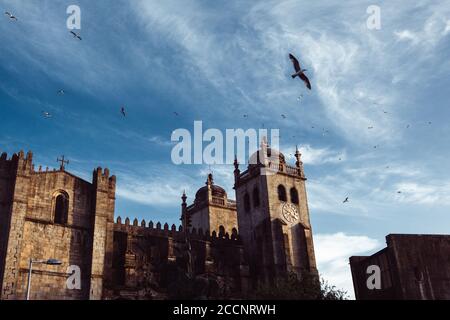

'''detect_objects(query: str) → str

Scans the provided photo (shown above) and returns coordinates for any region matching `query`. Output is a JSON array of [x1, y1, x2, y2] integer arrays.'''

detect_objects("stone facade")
[[233, 141, 318, 287], [0, 145, 319, 300], [187, 173, 238, 236], [0, 151, 115, 300], [350, 234, 450, 300]]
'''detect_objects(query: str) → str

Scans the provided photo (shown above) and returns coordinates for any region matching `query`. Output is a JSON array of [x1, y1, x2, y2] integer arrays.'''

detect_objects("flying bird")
[[281, 114, 286, 119], [368, 126, 374, 129], [120, 107, 126, 117], [173, 112, 179, 116], [5, 12, 18, 21], [243, 114, 248, 119], [41, 111, 52, 119], [70, 31, 82, 40], [57, 89, 65, 95], [343, 197, 349, 203], [289, 53, 311, 90]]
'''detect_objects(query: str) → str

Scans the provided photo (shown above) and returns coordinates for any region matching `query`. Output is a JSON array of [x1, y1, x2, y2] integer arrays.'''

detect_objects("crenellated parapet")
[[113, 216, 241, 243], [92, 167, 116, 196], [0, 151, 34, 176]]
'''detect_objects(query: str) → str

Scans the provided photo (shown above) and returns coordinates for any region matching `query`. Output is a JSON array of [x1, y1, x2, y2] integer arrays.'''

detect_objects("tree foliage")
[[250, 272, 348, 300]]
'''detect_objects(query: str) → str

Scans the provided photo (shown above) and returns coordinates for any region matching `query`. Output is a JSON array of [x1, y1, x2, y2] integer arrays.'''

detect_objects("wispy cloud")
[[284, 144, 346, 165], [115, 165, 196, 206], [394, 181, 450, 205], [315, 232, 381, 299]]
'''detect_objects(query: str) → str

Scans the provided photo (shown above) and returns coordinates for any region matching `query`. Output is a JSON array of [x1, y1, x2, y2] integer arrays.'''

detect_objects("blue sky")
[[1, 0, 450, 297]]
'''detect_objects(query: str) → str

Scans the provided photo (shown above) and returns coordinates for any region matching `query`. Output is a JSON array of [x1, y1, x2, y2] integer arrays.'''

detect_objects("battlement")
[[93, 167, 116, 190], [0, 150, 35, 175], [114, 216, 241, 243], [0, 152, 16, 169]]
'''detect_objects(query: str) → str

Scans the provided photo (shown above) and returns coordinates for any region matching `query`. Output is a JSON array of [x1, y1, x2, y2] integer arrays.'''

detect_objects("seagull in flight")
[[120, 107, 126, 117], [281, 114, 286, 119], [41, 111, 52, 119], [289, 53, 311, 90], [343, 197, 349, 203], [5, 12, 18, 21], [70, 31, 82, 40], [57, 89, 65, 95]]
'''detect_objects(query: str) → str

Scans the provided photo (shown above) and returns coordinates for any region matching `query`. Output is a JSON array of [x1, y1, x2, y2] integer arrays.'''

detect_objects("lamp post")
[[26, 258, 62, 300]]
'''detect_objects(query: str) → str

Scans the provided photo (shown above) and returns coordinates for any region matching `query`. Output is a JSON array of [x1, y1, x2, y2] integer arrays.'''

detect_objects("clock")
[[282, 203, 299, 224]]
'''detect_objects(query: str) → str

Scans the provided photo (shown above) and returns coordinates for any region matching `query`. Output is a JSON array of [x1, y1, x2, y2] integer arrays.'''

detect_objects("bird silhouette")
[[57, 89, 65, 95], [289, 53, 311, 90], [343, 197, 349, 203], [41, 111, 52, 119], [70, 31, 82, 40], [5, 12, 18, 21], [121, 107, 126, 117]]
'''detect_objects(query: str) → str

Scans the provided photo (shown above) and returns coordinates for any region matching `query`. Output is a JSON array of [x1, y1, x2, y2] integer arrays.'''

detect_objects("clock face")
[[282, 203, 299, 224]]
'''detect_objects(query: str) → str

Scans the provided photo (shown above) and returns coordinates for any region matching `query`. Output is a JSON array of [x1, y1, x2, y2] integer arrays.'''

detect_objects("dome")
[[249, 147, 285, 165], [194, 174, 227, 202], [195, 185, 227, 202]]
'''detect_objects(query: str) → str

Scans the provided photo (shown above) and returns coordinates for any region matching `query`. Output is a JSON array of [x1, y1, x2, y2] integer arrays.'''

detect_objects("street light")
[[26, 258, 62, 300]]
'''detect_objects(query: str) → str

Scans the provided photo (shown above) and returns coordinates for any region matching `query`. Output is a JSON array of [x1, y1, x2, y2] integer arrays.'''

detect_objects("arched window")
[[244, 193, 251, 213], [290, 187, 299, 204], [278, 185, 287, 202], [54, 193, 68, 225], [219, 225, 226, 237], [253, 187, 260, 207]]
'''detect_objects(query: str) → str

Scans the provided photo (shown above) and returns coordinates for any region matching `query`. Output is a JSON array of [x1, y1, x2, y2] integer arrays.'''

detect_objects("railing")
[[267, 163, 300, 176], [211, 197, 225, 206]]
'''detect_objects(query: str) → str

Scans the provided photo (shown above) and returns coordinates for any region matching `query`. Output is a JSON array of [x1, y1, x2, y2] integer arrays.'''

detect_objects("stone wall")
[[350, 234, 450, 300], [108, 218, 249, 299], [0, 152, 17, 295], [0, 151, 115, 300]]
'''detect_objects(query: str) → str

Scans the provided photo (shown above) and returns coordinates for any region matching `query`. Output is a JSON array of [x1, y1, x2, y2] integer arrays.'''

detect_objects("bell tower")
[[234, 140, 318, 288]]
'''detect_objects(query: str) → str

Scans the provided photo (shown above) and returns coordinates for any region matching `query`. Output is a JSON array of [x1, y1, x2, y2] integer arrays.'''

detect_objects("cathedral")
[[0, 141, 319, 300]]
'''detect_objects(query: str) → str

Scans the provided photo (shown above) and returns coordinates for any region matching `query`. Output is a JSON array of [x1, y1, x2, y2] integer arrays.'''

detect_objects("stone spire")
[[295, 145, 306, 178], [233, 155, 240, 186]]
